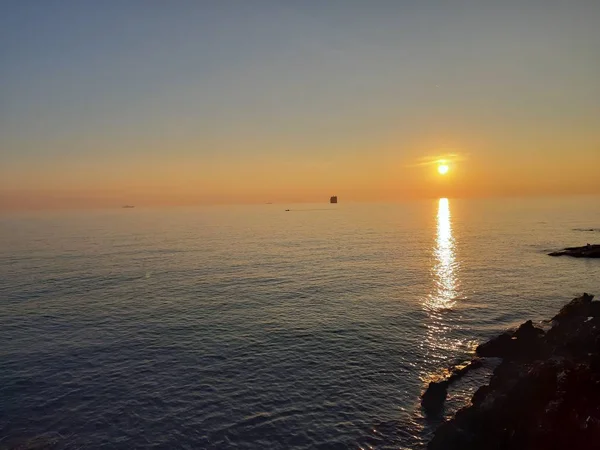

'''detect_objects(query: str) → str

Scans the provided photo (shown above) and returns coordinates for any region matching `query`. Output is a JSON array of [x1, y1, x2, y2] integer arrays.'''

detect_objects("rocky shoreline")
[[426, 293, 600, 449], [548, 244, 600, 258]]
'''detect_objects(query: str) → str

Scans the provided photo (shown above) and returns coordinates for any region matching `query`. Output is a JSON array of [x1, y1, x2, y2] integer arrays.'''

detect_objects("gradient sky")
[[1, 0, 599, 209]]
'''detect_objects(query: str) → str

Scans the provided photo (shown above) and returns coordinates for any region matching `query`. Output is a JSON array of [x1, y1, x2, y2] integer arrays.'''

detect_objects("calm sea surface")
[[1, 198, 600, 449]]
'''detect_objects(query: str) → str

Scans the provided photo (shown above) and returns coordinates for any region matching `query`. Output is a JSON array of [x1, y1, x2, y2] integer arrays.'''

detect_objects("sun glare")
[[437, 164, 449, 175]]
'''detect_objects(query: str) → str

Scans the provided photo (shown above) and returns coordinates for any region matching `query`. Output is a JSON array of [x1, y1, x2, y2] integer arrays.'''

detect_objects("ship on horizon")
[[330, 196, 338, 204]]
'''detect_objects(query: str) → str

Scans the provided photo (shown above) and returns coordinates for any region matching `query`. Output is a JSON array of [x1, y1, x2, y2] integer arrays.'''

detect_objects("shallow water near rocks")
[[1, 197, 599, 449]]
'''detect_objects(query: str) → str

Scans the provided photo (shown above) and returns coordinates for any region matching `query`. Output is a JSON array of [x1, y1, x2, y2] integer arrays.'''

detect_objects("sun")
[[437, 164, 449, 175]]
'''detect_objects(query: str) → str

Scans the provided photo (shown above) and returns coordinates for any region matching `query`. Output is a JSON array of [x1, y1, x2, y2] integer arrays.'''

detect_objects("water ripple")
[[1, 200, 599, 448]]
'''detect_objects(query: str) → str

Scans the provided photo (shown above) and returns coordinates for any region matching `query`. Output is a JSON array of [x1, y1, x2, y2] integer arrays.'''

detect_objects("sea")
[[1, 197, 599, 449]]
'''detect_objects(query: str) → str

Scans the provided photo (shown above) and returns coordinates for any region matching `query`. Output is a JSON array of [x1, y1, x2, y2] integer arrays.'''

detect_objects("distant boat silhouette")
[[122, 205, 135, 208], [285, 209, 290, 211], [330, 196, 338, 204]]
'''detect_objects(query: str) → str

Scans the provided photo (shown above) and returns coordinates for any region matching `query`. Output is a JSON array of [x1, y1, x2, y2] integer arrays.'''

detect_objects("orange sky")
[[2, 2, 599, 210], [2, 140, 599, 210]]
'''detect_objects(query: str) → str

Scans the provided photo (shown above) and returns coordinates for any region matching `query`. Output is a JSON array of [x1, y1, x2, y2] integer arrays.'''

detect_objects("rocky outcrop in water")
[[428, 293, 600, 450], [548, 244, 600, 258], [421, 359, 483, 415]]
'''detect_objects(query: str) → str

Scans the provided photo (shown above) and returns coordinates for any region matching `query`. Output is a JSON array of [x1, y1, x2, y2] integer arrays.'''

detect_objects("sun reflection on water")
[[431, 198, 457, 310], [420, 198, 463, 379]]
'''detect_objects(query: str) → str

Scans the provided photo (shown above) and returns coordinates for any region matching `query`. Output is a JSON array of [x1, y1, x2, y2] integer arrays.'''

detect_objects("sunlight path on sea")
[[433, 198, 458, 310], [422, 198, 462, 370]]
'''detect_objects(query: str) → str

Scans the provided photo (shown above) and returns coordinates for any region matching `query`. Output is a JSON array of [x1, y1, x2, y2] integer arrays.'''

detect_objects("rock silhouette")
[[428, 293, 600, 450], [548, 244, 600, 258], [422, 359, 483, 415]]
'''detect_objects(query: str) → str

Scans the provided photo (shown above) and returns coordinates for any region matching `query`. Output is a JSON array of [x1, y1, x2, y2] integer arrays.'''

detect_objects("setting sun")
[[437, 164, 449, 175]]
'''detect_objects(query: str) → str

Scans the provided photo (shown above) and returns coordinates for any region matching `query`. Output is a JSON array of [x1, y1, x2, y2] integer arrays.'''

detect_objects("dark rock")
[[552, 293, 594, 322], [476, 332, 514, 358], [475, 321, 546, 360], [548, 244, 600, 258], [471, 384, 492, 407], [428, 293, 600, 450], [448, 358, 483, 383], [513, 320, 546, 359], [421, 359, 484, 415], [514, 320, 544, 339], [421, 380, 449, 415]]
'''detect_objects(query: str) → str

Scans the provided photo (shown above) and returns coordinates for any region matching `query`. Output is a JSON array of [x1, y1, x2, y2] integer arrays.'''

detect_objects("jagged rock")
[[552, 293, 595, 322], [421, 380, 449, 415], [421, 359, 484, 415], [428, 294, 600, 450], [471, 384, 492, 408], [515, 320, 544, 339], [548, 244, 600, 258], [475, 320, 545, 360], [514, 320, 546, 359], [447, 359, 483, 384], [476, 332, 514, 358]]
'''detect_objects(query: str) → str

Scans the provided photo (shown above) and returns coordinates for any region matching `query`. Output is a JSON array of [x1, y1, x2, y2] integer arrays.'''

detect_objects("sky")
[[1, 0, 599, 209]]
